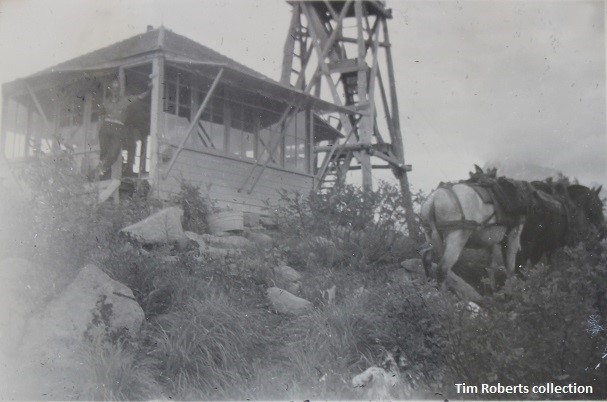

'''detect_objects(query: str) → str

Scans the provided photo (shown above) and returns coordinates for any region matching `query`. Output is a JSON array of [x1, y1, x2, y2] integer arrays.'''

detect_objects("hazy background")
[[0, 0, 604, 192]]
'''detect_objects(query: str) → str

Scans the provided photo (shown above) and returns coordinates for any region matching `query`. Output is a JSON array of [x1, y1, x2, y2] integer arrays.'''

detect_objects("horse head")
[[568, 184, 606, 240]]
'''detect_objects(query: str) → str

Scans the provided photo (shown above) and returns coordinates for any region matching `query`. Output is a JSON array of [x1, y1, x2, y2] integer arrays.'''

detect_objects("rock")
[[309, 236, 335, 248], [401, 258, 423, 272], [274, 265, 302, 295], [22, 264, 144, 364], [0, 258, 56, 354], [243, 212, 260, 228], [259, 215, 278, 229], [203, 234, 253, 249], [266, 287, 312, 315], [284, 281, 301, 294], [186, 231, 251, 259], [445, 270, 483, 304], [121, 206, 188, 246], [352, 350, 410, 400], [245, 231, 274, 248], [274, 265, 302, 282], [186, 231, 253, 250], [203, 246, 241, 259], [466, 301, 481, 318], [3, 264, 144, 400], [352, 366, 400, 400]]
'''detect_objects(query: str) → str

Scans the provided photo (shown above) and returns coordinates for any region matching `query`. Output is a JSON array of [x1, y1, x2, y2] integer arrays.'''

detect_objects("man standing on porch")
[[94, 78, 151, 180]]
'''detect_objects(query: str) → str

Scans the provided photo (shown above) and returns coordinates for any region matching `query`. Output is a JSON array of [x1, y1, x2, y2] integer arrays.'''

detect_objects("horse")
[[516, 181, 605, 268], [568, 184, 605, 239], [419, 167, 533, 293]]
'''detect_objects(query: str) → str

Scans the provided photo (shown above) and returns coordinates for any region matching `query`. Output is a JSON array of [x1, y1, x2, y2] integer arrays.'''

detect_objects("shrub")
[[428, 241, 607, 399], [171, 180, 212, 234], [275, 183, 419, 270]]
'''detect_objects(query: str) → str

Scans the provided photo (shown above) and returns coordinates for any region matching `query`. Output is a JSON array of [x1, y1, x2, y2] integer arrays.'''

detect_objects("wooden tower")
[[281, 0, 420, 239]]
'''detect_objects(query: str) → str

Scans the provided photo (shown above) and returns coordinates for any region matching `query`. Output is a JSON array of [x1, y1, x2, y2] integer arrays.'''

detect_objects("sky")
[[0, 0, 605, 192]]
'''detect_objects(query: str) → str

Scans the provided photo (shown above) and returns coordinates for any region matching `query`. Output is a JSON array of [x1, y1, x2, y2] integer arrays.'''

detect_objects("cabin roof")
[[7, 26, 353, 119], [32, 26, 270, 82]]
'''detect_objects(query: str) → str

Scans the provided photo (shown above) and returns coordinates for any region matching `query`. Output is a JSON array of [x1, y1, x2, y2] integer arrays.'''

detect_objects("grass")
[[6, 158, 607, 400]]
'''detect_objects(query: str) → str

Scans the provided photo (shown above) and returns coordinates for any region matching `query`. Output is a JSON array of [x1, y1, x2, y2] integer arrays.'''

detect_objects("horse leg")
[[437, 229, 472, 284], [421, 222, 443, 279], [501, 223, 524, 277]]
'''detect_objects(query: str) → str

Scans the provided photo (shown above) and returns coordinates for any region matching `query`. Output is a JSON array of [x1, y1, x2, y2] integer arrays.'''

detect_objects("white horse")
[[419, 181, 525, 298]]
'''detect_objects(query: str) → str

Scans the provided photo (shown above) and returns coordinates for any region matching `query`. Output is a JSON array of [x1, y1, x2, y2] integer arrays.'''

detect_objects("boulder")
[[266, 287, 312, 315], [401, 258, 423, 272], [3, 264, 144, 400], [121, 206, 188, 246], [0, 258, 56, 354], [274, 265, 302, 282], [245, 231, 274, 248], [274, 265, 302, 294], [22, 264, 144, 364]]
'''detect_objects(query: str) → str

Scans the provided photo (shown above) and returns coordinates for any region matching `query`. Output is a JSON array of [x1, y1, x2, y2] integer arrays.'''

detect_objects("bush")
[[171, 180, 212, 234], [275, 183, 419, 271], [428, 242, 607, 399]]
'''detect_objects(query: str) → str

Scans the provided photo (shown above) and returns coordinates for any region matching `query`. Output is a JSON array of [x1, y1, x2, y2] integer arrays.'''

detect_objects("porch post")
[[149, 55, 165, 193], [0, 92, 9, 159]]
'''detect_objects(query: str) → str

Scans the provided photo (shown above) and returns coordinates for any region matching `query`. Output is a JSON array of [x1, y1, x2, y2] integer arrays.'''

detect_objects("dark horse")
[[516, 181, 605, 268]]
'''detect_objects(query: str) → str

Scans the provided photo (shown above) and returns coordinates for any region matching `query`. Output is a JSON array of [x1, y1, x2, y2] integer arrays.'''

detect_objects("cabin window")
[[258, 110, 283, 166], [284, 111, 308, 172], [228, 101, 256, 159], [163, 68, 191, 119], [197, 92, 225, 151]]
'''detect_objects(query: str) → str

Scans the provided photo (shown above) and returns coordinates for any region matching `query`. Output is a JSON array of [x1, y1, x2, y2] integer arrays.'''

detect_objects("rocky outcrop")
[[1, 263, 144, 400], [22, 264, 144, 360], [121, 207, 189, 247], [0, 258, 55, 355], [266, 287, 312, 315]]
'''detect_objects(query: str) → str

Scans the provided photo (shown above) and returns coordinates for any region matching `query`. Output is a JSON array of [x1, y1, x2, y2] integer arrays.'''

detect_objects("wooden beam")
[[0, 93, 9, 158], [355, 0, 373, 190], [302, 3, 353, 136], [25, 83, 53, 132], [347, 164, 393, 170], [163, 68, 224, 179], [148, 55, 165, 190], [82, 92, 93, 169], [315, 125, 356, 185], [281, 2, 300, 85], [239, 2, 353, 194], [382, 18, 420, 240]]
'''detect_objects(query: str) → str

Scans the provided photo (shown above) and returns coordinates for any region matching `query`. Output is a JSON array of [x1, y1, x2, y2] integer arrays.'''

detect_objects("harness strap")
[[435, 184, 500, 232]]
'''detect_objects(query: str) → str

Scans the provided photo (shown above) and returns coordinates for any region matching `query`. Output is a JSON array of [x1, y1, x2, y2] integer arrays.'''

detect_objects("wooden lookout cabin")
[[1, 26, 352, 215]]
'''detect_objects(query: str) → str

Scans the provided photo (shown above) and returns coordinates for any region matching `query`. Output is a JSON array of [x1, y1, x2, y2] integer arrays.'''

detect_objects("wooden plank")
[[98, 179, 121, 204]]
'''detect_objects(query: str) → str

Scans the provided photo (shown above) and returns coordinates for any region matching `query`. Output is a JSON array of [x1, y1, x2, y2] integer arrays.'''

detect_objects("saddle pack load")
[[437, 175, 536, 231]]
